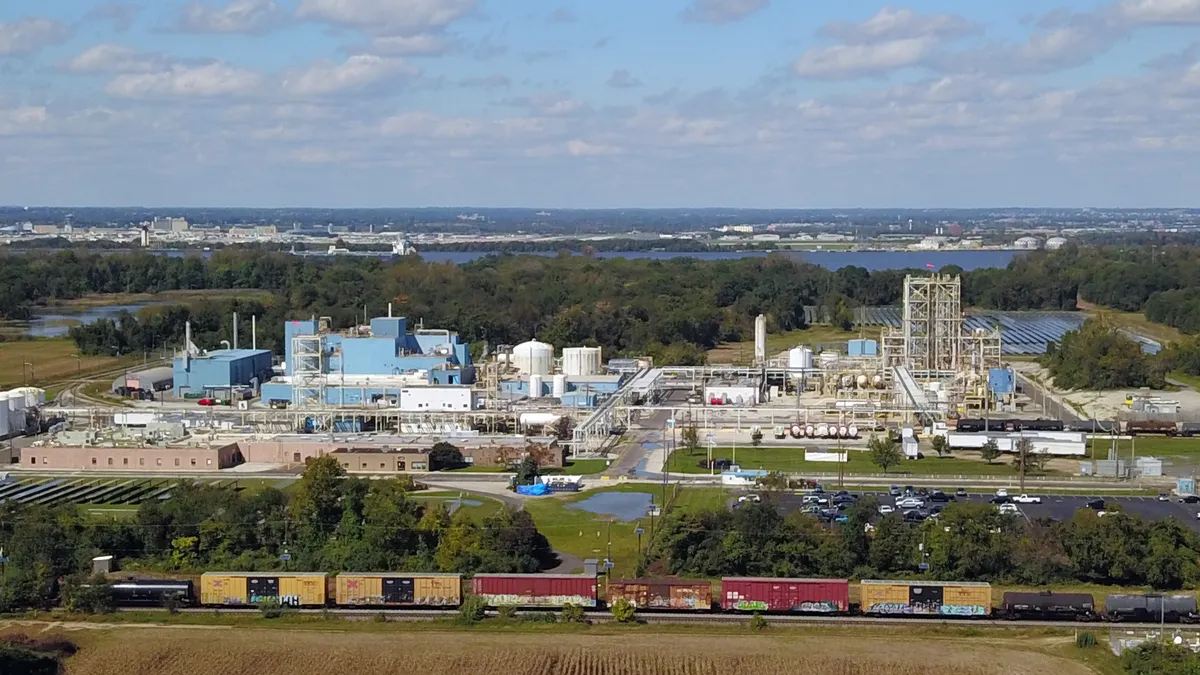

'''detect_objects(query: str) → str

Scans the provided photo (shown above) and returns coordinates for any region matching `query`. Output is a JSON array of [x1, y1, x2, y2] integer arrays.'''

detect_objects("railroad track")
[[119, 607, 1183, 630]]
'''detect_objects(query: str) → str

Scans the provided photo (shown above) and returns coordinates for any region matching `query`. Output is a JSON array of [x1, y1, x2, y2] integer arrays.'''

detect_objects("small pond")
[[2, 303, 162, 338], [567, 492, 654, 522]]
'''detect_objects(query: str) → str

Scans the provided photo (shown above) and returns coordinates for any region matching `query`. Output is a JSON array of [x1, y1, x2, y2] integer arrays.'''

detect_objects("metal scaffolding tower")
[[901, 274, 961, 375], [291, 333, 326, 407]]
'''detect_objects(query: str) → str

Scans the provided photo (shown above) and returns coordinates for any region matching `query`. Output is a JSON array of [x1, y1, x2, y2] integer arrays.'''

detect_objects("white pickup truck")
[[1012, 494, 1042, 504]]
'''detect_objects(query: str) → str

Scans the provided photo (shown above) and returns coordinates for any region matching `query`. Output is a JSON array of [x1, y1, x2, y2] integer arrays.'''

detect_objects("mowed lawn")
[[666, 446, 1055, 477], [0, 338, 138, 389], [523, 484, 729, 574]]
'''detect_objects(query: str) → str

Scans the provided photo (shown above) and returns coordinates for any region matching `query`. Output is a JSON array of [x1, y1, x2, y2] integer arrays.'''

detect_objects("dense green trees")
[[650, 499, 1200, 589], [0, 457, 553, 612], [1040, 319, 1166, 389]]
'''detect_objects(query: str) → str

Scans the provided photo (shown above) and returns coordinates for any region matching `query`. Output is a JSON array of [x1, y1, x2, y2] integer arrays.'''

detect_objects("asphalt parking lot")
[[773, 491, 1200, 531]]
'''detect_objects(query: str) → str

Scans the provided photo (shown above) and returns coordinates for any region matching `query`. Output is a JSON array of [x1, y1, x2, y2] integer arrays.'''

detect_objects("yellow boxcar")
[[201, 574, 248, 606], [336, 573, 462, 607], [860, 580, 991, 617], [200, 573, 327, 607]]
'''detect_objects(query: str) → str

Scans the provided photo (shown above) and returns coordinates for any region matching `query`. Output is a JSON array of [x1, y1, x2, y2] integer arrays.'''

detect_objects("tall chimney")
[[233, 312, 238, 350], [184, 321, 191, 369], [388, 302, 392, 318], [252, 315, 257, 350]]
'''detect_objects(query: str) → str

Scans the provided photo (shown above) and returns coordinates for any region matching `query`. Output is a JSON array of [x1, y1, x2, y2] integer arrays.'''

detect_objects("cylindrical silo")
[[0, 393, 9, 438], [513, 340, 553, 376], [552, 374, 567, 398], [529, 374, 544, 398], [788, 346, 814, 369]]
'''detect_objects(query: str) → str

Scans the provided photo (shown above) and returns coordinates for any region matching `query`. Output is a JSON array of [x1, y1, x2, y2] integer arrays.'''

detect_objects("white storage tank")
[[872, 374, 884, 388], [838, 425, 849, 438], [0, 393, 9, 438], [847, 424, 859, 438], [529, 374, 544, 398], [790, 424, 802, 438], [805, 424, 815, 438], [512, 339, 553, 376], [562, 346, 602, 376], [788, 346, 814, 369], [552, 374, 568, 398], [816, 423, 828, 438], [856, 374, 869, 389], [519, 412, 560, 429]]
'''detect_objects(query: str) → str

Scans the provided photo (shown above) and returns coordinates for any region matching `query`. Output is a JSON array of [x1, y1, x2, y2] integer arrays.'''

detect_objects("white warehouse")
[[398, 386, 475, 412]]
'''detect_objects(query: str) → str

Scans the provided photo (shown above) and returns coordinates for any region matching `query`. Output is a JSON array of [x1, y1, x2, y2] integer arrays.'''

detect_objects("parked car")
[[1012, 494, 1042, 504], [878, 504, 895, 515], [995, 488, 1009, 498], [998, 503, 1019, 514], [902, 510, 928, 523], [955, 487, 968, 497], [896, 497, 925, 509], [929, 504, 945, 515], [1086, 498, 1106, 510], [903, 485, 915, 496], [1180, 495, 1200, 504], [929, 491, 952, 503], [888, 485, 901, 496], [989, 495, 1011, 504], [801, 505, 822, 515], [1158, 494, 1171, 502], [197, 398, 215, 406], [737, 494, 761, 504]]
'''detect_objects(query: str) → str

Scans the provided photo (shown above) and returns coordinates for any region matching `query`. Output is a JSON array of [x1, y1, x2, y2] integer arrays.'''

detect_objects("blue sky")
[[2, 0, 1200, 208]]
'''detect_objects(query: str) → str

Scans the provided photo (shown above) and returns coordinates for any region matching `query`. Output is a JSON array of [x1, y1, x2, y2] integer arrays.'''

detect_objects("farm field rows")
[[17, 625, 1101, 675]]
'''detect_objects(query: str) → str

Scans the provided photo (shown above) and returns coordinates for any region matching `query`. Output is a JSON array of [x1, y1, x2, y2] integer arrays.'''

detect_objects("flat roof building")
[[173, 349, 273, 397]]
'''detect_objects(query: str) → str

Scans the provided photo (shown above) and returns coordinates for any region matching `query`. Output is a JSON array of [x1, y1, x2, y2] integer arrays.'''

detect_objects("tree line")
[[649, 498, 1200, 590], [0, 457, 553, 612]]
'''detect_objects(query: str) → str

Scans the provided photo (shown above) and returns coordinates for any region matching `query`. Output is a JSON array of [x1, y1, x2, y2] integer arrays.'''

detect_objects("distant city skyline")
[[2, 0, 1199, 208]]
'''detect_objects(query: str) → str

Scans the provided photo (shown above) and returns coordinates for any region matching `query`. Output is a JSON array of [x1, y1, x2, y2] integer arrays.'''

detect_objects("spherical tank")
[[816, 423, 828, 437], [872, 374, 884, 388], [838, 425, 849, 438], [552, 374, 567, 398], [528, 374, 544, 398], [562, 346, 602, 376], [847, 424, 859, 438], [805, 424, 815, 438], [790, 424, 802, 438], [513, 339, 553, 376], [840, 375, 852, 388], [856, 374, 869, 389]]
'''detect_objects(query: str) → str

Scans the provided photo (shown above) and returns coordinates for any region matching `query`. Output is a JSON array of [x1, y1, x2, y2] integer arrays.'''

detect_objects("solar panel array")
[[802, 306, 1161, 356], [0, 478, 234, 506]]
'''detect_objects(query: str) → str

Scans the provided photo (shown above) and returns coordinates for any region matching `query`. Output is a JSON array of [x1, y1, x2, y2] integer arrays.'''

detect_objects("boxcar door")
[[248, 577, 280, 604], [909, 585, 944, 614], [382, 577, 415, 604]]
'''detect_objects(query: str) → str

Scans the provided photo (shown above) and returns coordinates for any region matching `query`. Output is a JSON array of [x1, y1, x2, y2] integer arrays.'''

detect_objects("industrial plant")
[[4, 273, 1157, 477]]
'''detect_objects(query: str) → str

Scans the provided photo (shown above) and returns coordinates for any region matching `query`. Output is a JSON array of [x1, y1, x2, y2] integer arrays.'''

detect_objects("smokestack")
[[233, 312, 238, 350], [252, 315, 257, 350], [388, 302, 392, 318], [184, 321, 191, 369]]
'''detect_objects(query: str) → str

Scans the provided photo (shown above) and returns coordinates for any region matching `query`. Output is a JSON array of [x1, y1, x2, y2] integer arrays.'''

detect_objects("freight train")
[[954, 418, 1200, 436], [97, 574, 1200, 623]]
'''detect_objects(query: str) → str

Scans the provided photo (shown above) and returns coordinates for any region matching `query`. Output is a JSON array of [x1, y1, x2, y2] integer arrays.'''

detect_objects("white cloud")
[[607, 69, 642, 88], [84, 3, 140, 32], [368, 34, 452, 57], [106, 62, 264, 99], [681, 0, 769, 24], [178, 0, 286, 34], [64, 44, 169, 74], [0, 18, 72, 57], [795, 37, 938, 78], [0, 106, 49, 135], [1115, 0, 1200, 24], [820, 6, 978, 43], [566, 139, 620, 156], [282, 54, 418, 96], [295, 0, 476, 36]]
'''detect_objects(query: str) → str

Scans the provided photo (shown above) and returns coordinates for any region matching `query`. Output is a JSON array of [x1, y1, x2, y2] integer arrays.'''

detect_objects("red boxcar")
[[720, 577, 849, 613], [471, 574, 597, 608]]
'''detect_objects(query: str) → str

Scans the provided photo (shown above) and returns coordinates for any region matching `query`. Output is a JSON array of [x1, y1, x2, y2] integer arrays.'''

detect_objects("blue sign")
[[634, 528, 645, 536], [1179, 479, 1196, 496], [279, 553, 292, 561], [988, 368, 1015, 395], [0, 557, 8, 564], [918, 563, 930, 571]]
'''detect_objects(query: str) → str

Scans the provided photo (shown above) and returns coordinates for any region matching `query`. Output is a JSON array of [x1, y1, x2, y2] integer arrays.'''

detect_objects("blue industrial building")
[[259, 314, 475, 405], [173, 349, 274, 397], [847, 339, 879, 357]]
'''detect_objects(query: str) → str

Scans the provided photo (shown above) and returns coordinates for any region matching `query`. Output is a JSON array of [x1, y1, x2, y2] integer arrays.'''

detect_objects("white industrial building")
[[946, 430, 1087, 457], [397, 386, 475, 412]]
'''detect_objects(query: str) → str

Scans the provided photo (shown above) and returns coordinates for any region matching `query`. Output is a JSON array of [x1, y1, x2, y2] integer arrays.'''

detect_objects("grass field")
[[523, 485, 729, 574], [1086, 436, 1200, 460], [47, 288, 276, 309], [0, 338, 140, 390], [707, 325, 881, 365], [667, 446, 1056, 477], [17, 625, 1102, 675]]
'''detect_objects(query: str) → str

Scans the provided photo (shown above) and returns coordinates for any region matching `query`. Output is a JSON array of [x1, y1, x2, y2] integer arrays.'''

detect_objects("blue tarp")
[[516, 483, 549, 496]]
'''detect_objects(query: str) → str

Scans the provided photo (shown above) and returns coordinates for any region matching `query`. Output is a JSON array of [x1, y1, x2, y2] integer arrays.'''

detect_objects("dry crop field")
[[4, 624, 1098, 675]]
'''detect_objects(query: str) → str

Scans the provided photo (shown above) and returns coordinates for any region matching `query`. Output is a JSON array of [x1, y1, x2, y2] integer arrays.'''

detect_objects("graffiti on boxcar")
[[939, 605, 987, 616], [251, 593, 300, 606], [795, 601, 841, 613], [479, 594, 597, 607], [735, 600, 769, 612]]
